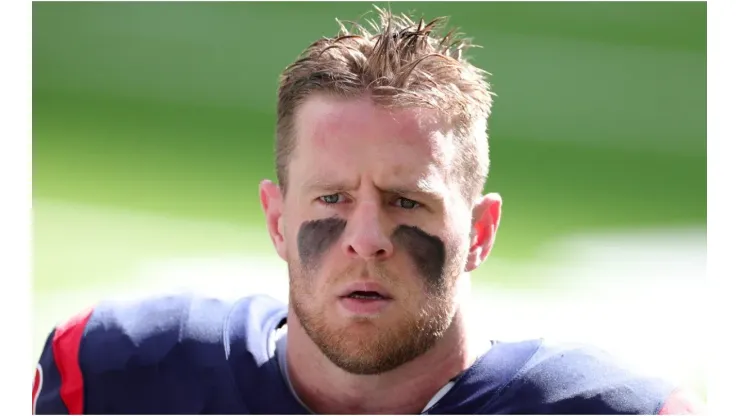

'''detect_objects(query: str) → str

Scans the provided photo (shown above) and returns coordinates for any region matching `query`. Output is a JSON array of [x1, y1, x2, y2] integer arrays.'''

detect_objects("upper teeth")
[[350, 292, 381, 299]]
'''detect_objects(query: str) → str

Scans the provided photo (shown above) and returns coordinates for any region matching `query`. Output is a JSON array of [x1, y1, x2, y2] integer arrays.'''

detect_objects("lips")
[[338, 282, 394, 316]]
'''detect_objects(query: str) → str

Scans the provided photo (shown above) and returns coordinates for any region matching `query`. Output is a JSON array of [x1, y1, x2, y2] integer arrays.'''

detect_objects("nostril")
[[346, 245, 389, 259]]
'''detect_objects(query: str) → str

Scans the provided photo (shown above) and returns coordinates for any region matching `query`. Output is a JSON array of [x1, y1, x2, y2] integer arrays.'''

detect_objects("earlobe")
[[465, 193, 502, 272], [259, 180, 287, 261]]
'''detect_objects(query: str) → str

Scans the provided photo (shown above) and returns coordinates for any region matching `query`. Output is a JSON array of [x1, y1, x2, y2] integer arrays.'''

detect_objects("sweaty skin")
[[297, 218, 447, 291]]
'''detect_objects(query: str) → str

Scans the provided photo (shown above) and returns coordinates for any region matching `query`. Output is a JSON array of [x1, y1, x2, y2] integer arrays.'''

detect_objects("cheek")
[[438, 210, 473, 261], [445, 233, 470, 275]]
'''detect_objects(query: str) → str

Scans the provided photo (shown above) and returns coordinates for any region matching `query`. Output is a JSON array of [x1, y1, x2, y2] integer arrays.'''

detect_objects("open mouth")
[[338, 285, 393, 315], [343, 290, 389, 300]]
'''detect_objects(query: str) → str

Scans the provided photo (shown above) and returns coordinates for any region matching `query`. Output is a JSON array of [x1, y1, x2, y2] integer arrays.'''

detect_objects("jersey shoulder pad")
[[83, 292, 236, 370], [498, 341, 681, 414], [33, 292, 285, 414]]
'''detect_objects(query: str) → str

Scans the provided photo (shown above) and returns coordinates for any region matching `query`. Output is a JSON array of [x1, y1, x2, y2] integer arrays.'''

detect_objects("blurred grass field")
[[32, 1, 707, 398]]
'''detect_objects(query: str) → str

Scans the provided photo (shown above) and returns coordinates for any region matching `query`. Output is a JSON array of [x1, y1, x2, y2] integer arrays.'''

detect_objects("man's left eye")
[[394, 198, 420, 210], [320, 194, 341, 204]]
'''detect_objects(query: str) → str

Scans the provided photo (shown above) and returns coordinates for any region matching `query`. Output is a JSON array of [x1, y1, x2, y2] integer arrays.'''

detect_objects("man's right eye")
[[319, 194, 343, 204]]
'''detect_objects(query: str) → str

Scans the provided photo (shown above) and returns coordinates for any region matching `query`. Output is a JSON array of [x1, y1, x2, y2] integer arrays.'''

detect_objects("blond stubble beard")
[[287, 258, 460, 375]]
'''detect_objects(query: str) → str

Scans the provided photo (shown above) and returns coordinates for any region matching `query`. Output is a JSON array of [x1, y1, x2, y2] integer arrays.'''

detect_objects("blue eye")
[[319, 194, 343, 204], [395, 197, 420, 210]]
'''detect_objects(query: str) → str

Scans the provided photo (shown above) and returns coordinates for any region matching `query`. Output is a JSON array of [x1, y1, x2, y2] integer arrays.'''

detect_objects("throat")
[[275, 325, 313, 412], [280, 307, 487, 414], [279, 332, 438, 414]]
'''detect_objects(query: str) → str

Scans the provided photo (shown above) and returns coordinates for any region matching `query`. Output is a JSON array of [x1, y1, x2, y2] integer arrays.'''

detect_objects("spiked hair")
[[275, 7, 494, 201]]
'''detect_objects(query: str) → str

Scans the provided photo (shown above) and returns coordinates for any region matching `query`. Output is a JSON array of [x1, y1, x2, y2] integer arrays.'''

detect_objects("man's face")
[[262, 94, 498, 375]]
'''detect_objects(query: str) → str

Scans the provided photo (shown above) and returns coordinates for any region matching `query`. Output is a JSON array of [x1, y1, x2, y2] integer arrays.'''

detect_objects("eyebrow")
[[303, 179, 357, 194], [304, 178, 445, 200], [384, 182, 445, 199]]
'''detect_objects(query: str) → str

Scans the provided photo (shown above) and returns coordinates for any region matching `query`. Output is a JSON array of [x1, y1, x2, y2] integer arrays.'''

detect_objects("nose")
[[343, 201, 394, 261]]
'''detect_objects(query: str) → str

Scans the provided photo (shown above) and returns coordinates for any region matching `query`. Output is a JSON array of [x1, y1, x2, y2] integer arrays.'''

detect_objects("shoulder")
[[33, 292, 287, 414], [73, 293, 235, 371], [497, 341, 704, 414], [76, 292, 286, 367]]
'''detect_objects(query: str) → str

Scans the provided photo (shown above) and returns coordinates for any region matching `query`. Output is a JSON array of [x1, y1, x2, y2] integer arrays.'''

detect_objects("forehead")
[[290, 94, 457, 188]]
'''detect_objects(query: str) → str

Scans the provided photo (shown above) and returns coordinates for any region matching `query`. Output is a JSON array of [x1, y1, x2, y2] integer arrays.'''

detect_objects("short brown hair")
[[275, 7, 494, 202]]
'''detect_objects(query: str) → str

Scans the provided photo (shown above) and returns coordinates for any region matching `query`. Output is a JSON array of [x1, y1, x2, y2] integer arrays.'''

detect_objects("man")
[[33, 8, 704, 414]]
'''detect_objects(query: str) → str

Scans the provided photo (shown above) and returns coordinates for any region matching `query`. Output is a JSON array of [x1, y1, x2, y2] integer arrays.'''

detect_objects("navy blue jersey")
[[33, 293, 701, 414]]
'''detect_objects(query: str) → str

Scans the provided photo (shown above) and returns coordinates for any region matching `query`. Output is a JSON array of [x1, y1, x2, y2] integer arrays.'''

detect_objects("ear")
[[259, 179, 287, 262], [465, 193, 502, 272]]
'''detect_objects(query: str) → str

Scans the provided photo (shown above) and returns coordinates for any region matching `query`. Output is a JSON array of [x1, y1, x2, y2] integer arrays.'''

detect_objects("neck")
[[285, 302, 480, 414]]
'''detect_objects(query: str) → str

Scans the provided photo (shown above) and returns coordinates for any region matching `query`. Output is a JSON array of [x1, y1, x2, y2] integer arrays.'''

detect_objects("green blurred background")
[[32, 1, 707, 396]]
